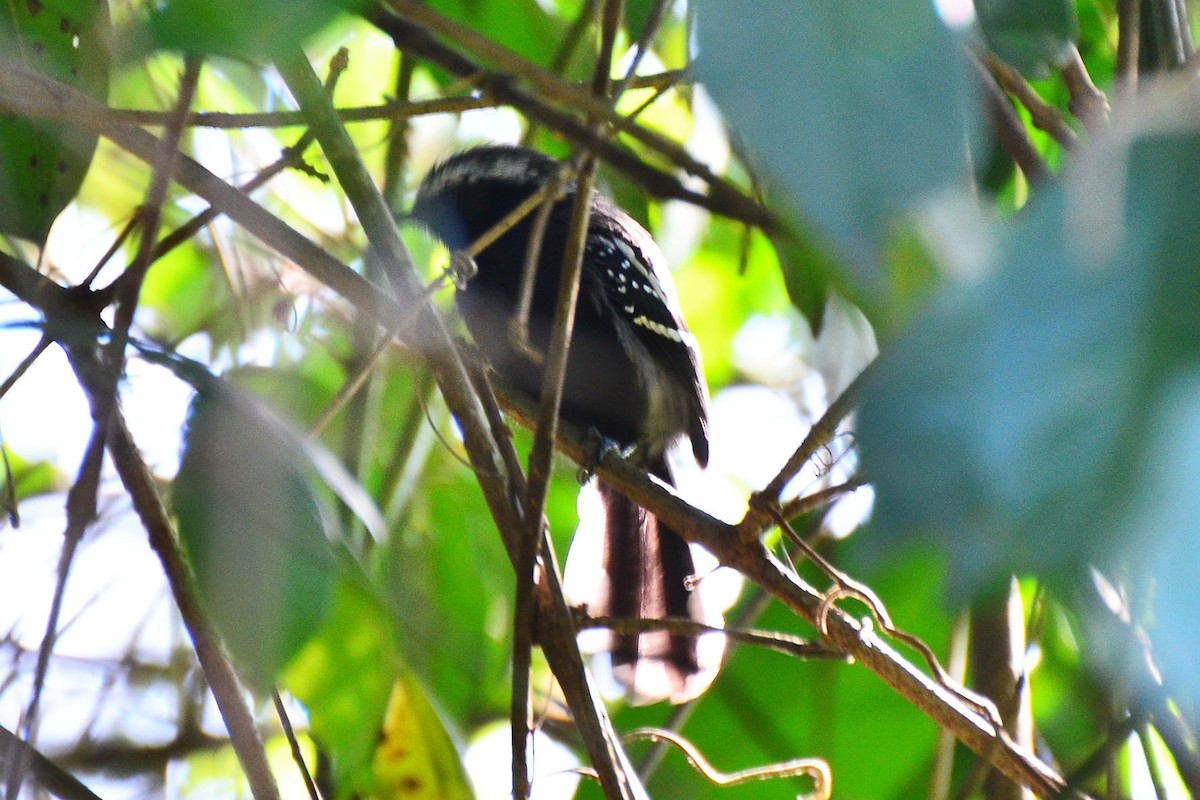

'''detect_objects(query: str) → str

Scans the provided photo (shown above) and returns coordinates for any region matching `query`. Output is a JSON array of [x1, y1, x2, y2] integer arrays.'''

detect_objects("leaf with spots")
[[373, 671, 474, 800], [284, 573, 473, 800], [0, 0, 110, 244]]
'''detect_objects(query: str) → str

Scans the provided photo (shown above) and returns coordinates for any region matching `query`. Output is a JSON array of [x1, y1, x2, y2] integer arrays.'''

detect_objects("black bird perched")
[[411, 144, 721, 703]]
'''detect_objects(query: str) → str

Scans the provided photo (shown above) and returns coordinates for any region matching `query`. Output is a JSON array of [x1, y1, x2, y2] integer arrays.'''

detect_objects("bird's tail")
[[570, 456, 723, 704]]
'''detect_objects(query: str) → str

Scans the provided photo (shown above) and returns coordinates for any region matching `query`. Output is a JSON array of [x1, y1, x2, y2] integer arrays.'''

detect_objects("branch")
[[1116, 0, 1141, 92], [980, 53, 1079, 150], [576, 614, 847, 662], [0, 256, 281, 800], [0, 725, 102, 800], [272, 51, 647, 800], [971, 57, 1051, 186], [365, 5, 777, 233], [0, 47, 1075, 800], [1057, 46, 1110, 131], [495, 383, 1074, 799]]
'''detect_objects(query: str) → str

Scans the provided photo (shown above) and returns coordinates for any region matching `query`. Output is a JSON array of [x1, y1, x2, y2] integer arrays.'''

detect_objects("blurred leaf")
[[1, 447, 58, 500], [174, 387, 338, 690], [285, 572, 397, 795], [377, 479, 512, 720], [1131, 373, 1200, 701], [286, 570, 473, 799], [695, 0, 969, 295], [138, 241, 232, 344], [140, 0, 368, 59], [975, 0, 1079, 76], [857, 125, 1200, 599], [373, 671, 475, 800], [0, 0, 109, 243], [425, 0, 559, 65]]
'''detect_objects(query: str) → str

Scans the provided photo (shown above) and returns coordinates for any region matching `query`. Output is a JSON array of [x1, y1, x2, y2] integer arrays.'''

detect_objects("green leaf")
[[0, 0, 110, 243], [974, 0, 1079, 76], [373, 670, 475, 800], [174, 387, 338, 690], [425, 0, 559, 66], [376, 479, 513, 720], [137, 240, 232, 344], [600, 546, 951, 799], [857, 124, 1200, 599], [694, 0, 969, 294], [140, 0, 368, 59], [284, 572, 473, 799], [284, 573, 397, 794], [1, 447, 59, 500]]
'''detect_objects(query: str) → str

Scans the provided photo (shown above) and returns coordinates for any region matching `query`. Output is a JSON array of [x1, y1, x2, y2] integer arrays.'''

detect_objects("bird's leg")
[[577, 427, 630, 484]]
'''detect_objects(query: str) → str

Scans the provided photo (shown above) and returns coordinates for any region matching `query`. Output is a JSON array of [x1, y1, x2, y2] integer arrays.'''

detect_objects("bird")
[[410, 144, 721, 703]]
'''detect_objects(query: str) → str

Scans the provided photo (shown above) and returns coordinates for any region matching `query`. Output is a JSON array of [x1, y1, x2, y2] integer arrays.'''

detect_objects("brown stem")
[[972, 58, 1051, 186], [273, 51, 646, 800], [980, 53, 1079, 150], [1058, 46, 1110, 131]]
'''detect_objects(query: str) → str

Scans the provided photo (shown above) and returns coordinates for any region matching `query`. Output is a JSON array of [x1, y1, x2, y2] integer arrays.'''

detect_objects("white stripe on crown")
[[421, 148, 554, 197]]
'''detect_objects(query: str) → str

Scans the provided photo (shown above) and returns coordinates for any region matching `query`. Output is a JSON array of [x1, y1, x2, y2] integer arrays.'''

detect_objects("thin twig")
[[96, 51, 351, 310], [610, 0, 672, 101], [272, 690, 322, 800], [309, 325, 399, 436], [8, 420, 104, 800], [0, 56, 387, 323], [624, 727, 831, 798], [980, 52, 1080, 149], [509, 163, 579, 800], [776, 477, 868, 521], [274, 50, 646, 800], [747, 366, 870, 537], [576, 614, 846, 661], [0, 335, 51, 402], [105, 95, 491, 128], [512, 5, 621, 787], [971, 57, 1052, 186], [367, 6, 775, 232]]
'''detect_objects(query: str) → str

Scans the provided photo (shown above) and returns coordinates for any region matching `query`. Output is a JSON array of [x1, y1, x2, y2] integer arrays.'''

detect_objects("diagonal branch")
[[495, 382, 1074, 799], [366, 5, 777, 233], [273, 50, 646, 800], [0, 47, 1077, 800]]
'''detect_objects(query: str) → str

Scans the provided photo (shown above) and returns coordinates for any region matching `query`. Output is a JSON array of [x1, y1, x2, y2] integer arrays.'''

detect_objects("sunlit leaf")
[[174, 387, 338, 690], [373, 671, 474, 800], [139, 0, 370, 59], [376, 481, 513, 721], [0, 0, 109, 243], [425, 0, 559, 66], [285, 573, 398, 794], [285, 572, 473, 799], [1, 447, 59, 500], [138, 241, 232, 343]]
